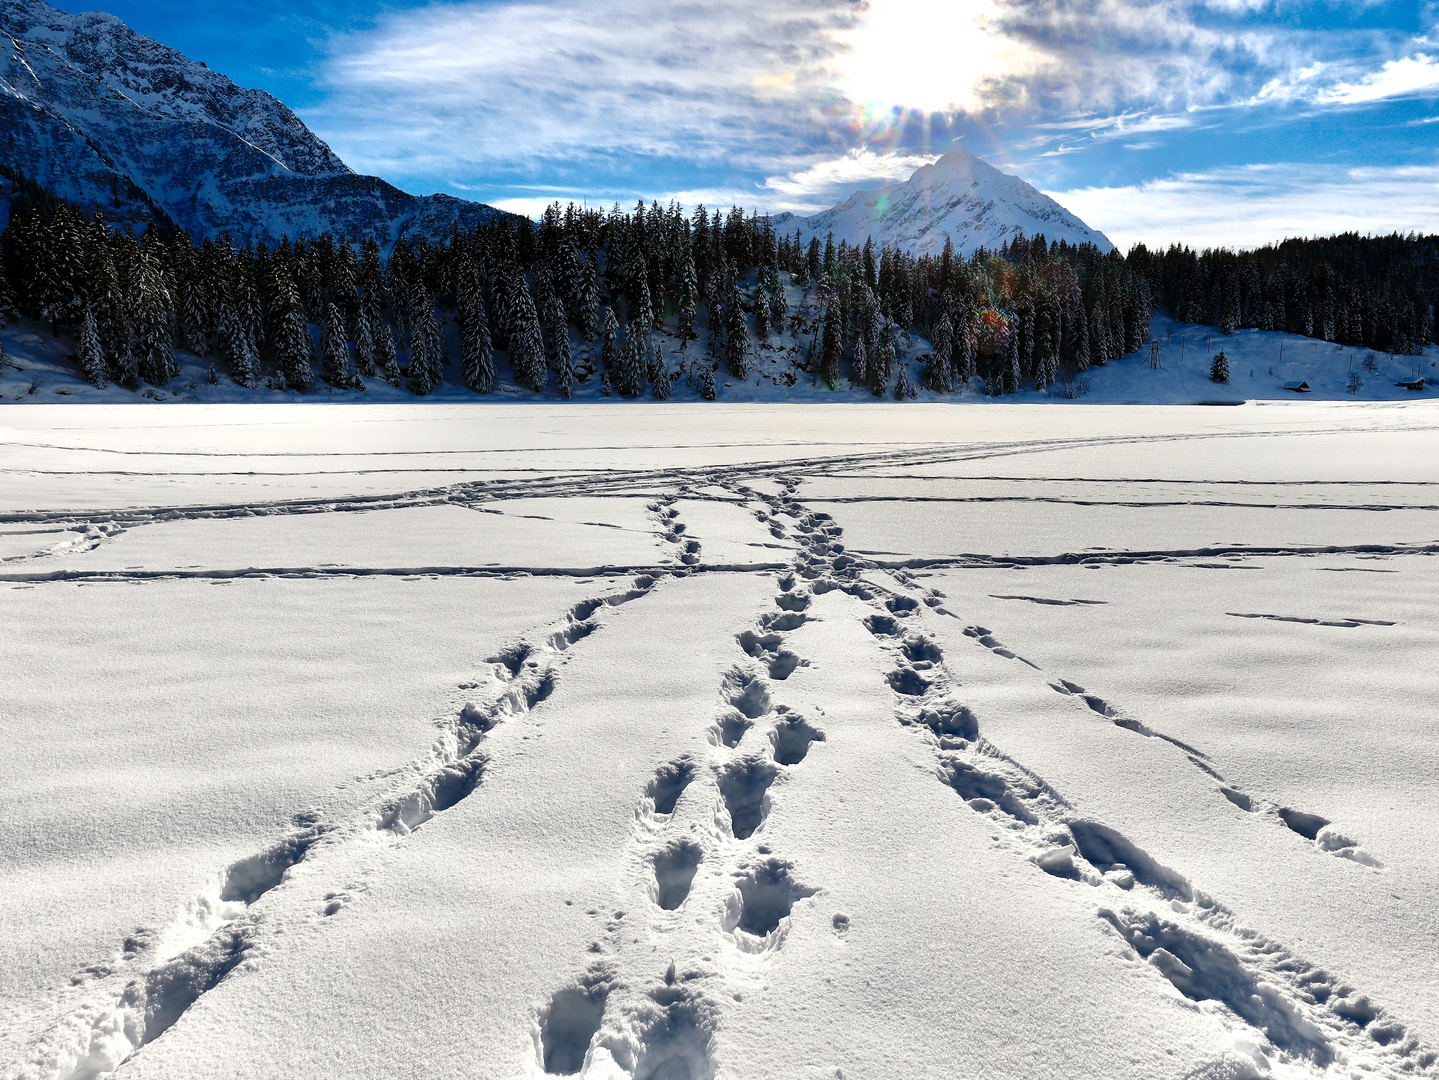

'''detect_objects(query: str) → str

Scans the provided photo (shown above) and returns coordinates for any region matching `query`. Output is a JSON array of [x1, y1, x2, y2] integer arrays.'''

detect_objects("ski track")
[[7, 434, 1436, 1079]]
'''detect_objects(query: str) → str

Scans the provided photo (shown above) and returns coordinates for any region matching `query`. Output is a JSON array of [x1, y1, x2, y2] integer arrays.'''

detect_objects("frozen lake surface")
[[2, 402, 1437, 1080]]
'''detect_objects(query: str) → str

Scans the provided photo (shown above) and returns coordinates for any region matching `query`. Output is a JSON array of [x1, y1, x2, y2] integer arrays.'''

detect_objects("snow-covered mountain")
[[0, 0, 509, 244], [774, 149, 1113, 257]]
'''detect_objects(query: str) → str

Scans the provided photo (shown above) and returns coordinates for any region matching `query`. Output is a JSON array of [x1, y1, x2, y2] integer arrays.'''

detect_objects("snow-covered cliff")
[[775, 149, 1113, 256], [0, 0, 509, 243]]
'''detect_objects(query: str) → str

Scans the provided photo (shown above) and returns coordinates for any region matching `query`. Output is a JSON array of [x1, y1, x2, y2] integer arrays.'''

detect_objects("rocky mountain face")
[[0, 0, 509, 244], [773, 149, 1113, 257]]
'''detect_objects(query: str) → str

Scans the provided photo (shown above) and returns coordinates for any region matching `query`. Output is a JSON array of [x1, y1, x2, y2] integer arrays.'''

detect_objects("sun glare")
[[841, 0, 1017, 119]]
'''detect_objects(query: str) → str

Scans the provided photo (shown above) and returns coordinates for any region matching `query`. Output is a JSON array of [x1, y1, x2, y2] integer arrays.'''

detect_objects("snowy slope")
[[2, 403, 1438, 1080], [773, 149, 1114, 256], [0, 0, 509, 243]]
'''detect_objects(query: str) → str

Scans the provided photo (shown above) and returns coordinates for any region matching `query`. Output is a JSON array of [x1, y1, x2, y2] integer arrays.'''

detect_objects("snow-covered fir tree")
[[924, 312, 954, 393], [508, 276, 548, 393], [376, 319, 402, 387], [1210, 349, 1230, 383], [272, 273, 314, 392], [406, 286, 444, 395], [724, 275, 748, 378], [460, 293, 495, 393], [76, 305, 106, 386], [616, 321, 647, 398], [219, 302, 260, 388], [547, 296, 574, 399], [599, 307, 621, 386], [321, 301, 356, 388], [131, 247, 176, 386], [650, 342, 670, 400], [352, 303, 377, 377], [894, 363, 916, 400]]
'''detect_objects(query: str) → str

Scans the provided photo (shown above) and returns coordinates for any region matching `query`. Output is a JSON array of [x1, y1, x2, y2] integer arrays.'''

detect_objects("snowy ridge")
[[778, 148, 1114, 257], [0, 0, 509, 243]]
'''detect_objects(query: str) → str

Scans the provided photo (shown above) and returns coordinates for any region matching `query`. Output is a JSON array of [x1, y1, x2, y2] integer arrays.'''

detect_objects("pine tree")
[[768, 273, 787, 336], [577, 253, 601, 343], [629, 270, 653, 330], [132, 250, 177, 386], [599, 307, 621, 385], [950, 311, 974, 386], [321, 301, 356, 388], [677, 283, 696, 349], [1210, 349, 1230, 383], [460, 295, 495, 393], [376, 317, 402, 387], [851, 336, 868, 390], [616, 321, 647, 397], [894, 363, 916, 400], [725, 275, 749, 378], [272, 274, 314, 391], [819, 303, 840, 388], [76, 305, 106, 386], [547, 296, 574, 399], [219, 302, 260, 388], [675, 252, 697, 347], [924, 312, 954, 392], [543, 294, 568, 362], [406, 287, 444, 395], [874, 330, 895, 388], [651, 342, 671, 400], [508, 277, 548, 392], [1089, 308, 1107, 368], [699, 364, 717, 401], [353, 303, 377, 377], [0, 258, 17, 328]]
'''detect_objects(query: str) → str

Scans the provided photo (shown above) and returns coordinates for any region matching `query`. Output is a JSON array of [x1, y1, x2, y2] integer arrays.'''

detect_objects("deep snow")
[[2, 402, 1437, 1080]]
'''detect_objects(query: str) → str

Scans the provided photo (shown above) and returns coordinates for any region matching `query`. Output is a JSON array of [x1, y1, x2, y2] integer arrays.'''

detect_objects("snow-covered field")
[[2, 402, 1437, 1080]]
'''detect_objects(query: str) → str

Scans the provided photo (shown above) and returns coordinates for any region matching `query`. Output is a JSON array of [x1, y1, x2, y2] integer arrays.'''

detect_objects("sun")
[[840, 0, 1019, 118]]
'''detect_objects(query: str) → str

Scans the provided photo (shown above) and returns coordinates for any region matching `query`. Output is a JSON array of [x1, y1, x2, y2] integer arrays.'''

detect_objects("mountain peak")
[[0, 0, 509, 244], [781, 149, 1112, 257]]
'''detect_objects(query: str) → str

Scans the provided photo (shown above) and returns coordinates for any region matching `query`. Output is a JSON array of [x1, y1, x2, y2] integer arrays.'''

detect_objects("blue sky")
[[95, 0, 1439, 248]]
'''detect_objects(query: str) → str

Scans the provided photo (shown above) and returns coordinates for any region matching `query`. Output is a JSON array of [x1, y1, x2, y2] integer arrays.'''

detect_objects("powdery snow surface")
[[2, 402, 1438, 1080]]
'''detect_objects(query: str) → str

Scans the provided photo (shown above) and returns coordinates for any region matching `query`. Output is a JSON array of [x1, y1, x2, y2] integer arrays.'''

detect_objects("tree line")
[[0, 183, 1433, 399], [1129, 234, 1439, 356]]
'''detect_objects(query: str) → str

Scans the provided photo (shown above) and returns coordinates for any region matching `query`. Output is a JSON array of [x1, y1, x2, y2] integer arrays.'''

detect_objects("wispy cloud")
[[1318, 53, 1439, 104], [1051, 162, 1439, 250], [311, 0, 856, 186]]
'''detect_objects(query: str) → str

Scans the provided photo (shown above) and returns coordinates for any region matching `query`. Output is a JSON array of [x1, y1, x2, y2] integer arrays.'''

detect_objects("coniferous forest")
[[2, 184, 1436, 400]]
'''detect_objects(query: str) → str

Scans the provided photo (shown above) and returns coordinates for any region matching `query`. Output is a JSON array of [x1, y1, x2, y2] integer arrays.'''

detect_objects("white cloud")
[[985, 0, 1312, 114], [311, 0, 856, 182], [459, 150, 941, 219], [760, 148, 938, 210], [1050, 163, 1439, 250], [1318, 53, 1439, 104]]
